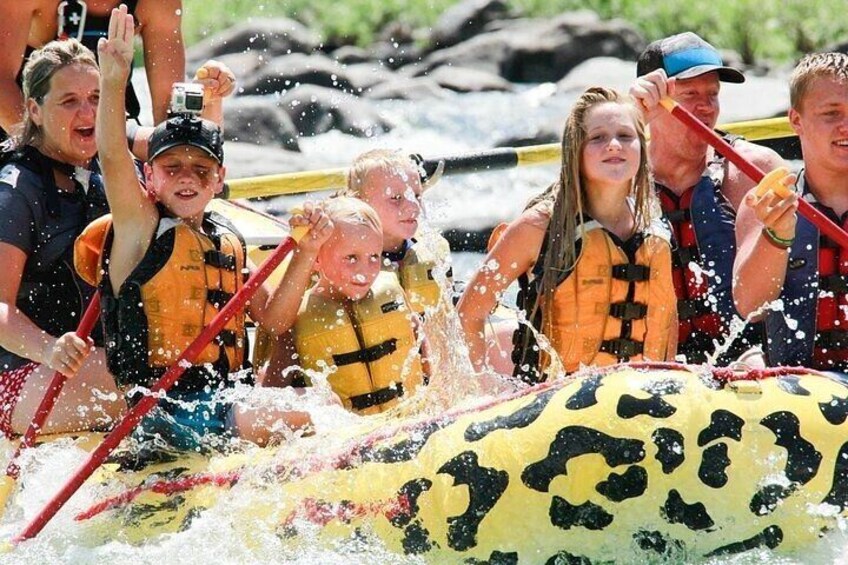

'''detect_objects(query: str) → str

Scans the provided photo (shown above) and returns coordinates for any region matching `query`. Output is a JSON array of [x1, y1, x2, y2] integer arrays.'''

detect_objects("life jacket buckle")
[[611, 264, 650, 282], [609, 301, 648, 321]]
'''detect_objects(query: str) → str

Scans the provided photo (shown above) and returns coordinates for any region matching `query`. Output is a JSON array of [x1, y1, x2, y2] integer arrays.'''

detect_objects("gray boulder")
[[344, 63, 397, 95], [368, 41, 425, 69], [427, 65, 514, 92], [827, 41, 848, 55], [419, 11, 645, 83], [239, 53, 354, 96], [429, 0, 513, 49], [187, 19, 319, 65], [279, 85, 393, 137], [556, 56, 636, 94], [364, 77, 449, 100], [223, 97, 300, 152], [332, 45, 371, 65]]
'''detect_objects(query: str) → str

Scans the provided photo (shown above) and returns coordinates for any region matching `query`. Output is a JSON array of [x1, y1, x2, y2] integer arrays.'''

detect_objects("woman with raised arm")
[[0, 39, 125, 439]]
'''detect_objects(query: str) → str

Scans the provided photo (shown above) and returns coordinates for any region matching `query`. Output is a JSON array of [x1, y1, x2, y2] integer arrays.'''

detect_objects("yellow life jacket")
[[294, 271, 424, 415], [384, 236, 452, 314], [91, 212, 247, 392], [546, 222, 676, 372]]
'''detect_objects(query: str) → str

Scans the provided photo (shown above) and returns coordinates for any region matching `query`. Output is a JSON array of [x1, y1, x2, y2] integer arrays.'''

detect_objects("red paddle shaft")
[[3, 292, 101, 482], [13, 235, 298, 544], [660, 97, 848, 251]]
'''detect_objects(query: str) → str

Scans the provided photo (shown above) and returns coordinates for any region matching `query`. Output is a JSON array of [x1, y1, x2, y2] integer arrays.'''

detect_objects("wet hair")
[[790, 52, 848, 111], [527, 87, 654, 337], [322, 196, 383, 236], [9, 39, 98, 149], [344, 149, 420, 198]]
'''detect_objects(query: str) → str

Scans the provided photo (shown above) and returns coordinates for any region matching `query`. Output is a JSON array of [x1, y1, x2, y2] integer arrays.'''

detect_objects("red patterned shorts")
[[0, 362, 39, 439]]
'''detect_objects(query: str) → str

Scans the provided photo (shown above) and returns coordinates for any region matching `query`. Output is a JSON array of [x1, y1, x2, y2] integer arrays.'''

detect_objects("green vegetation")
[[181, 0, 846, 64]]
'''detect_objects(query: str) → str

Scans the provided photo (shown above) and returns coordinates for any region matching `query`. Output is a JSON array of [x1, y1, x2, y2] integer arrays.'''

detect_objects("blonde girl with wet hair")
[[458, 87, 677, 382]]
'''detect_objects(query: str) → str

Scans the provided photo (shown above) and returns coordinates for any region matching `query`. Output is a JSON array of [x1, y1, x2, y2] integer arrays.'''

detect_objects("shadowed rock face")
[[239, 53, 354, 96], [223, 97, 300, 151], [417, 12, 645, 83], [429, 0, 514, 50], [186, 18, 319, 65], [277, 84, 393, 138]]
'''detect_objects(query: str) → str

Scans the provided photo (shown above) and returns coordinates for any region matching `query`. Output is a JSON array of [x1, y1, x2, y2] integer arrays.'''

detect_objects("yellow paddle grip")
[[754, 166, 793, 199], [659, 97, 677, 112], [288, 208, 310, 243]]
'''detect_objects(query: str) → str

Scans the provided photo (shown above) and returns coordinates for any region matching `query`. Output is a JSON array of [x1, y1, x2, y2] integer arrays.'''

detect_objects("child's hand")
[[97, 5, 135, 86], [195, 60, 237, 102], [289, 202, 333, 255]]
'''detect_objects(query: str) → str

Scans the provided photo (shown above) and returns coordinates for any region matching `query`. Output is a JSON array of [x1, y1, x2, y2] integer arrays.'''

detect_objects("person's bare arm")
[[248, 204, 332, 335], [97, 7, 158, 292], [0, 243, 91, 376], [129, 59, 235, 161], [722, 141, 788, 210], [0, 1, 37, 132], [457, 209, 545, 371], [136, 0, 185, 124], [733, 169, 798, 319]]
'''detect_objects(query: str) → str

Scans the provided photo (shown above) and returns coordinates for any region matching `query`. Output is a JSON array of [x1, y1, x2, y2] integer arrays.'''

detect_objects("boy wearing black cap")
[[629, 32, 786, 365], [92, 6, 310, 449]]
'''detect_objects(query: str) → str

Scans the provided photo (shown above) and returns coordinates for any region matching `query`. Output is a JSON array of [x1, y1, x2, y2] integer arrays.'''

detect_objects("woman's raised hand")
[[97, 4, 136, 86]]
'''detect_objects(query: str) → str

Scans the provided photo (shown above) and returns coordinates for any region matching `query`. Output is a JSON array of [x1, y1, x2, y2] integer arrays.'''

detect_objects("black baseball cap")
[[637, 32, 745, 83], [147, 116, 224, 164]]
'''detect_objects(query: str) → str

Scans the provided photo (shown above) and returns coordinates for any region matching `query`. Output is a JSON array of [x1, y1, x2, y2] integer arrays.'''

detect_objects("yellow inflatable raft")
[[77, 363, 848, 561]]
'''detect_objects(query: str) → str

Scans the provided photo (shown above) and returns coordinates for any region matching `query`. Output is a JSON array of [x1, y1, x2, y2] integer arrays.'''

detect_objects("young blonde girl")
[[458, 87, 677, 381]]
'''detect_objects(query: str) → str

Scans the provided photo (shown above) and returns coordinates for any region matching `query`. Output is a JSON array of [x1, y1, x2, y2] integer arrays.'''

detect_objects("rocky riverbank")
[[171, 2, 794, 175], [125, 1, 811, 248]]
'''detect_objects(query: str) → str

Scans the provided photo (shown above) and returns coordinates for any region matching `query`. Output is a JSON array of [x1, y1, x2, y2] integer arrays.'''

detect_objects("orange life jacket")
[[76, 212, 247, 392]]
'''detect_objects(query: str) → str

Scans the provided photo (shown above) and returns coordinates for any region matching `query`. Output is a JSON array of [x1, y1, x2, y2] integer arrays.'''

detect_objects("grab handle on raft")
[[0, 291, 101, 520], [11, 230, 305, 545], [659, 97, 848, 252]]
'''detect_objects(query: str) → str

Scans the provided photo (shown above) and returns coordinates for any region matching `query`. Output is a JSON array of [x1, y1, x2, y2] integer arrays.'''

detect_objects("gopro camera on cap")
[[169, 82, 204, 116]]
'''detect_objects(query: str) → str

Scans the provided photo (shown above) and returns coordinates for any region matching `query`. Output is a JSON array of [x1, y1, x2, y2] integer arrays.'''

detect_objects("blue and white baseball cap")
[[637, 32, 745, 83]]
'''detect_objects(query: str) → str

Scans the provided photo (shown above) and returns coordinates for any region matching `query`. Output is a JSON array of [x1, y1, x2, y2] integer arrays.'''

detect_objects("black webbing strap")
[[332, 338, 398, 367], [349, 382, 405, 411]]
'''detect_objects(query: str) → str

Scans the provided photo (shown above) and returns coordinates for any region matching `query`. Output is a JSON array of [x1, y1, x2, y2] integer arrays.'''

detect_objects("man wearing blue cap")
[[629, 32, 786, 365]]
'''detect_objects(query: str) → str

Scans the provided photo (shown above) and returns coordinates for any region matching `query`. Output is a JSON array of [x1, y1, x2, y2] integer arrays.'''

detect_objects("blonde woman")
[[458, 87, 677, 382]]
